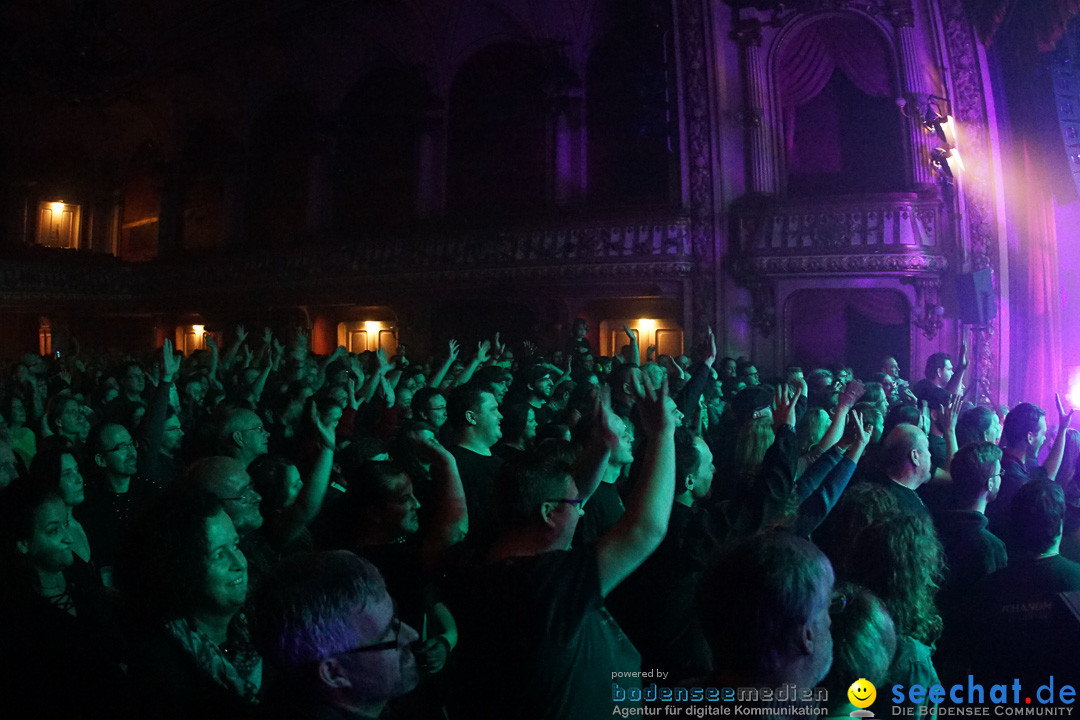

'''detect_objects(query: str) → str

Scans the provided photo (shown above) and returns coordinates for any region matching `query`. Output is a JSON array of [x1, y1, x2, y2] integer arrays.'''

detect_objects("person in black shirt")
[[448, 375, 675, 720]]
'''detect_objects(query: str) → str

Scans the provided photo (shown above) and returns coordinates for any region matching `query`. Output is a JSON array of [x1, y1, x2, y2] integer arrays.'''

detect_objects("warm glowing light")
[[947, 148, 965, 174], [636, 318, 657, 332], [364, 321, 383, 331], [50, 202, 66, 214], [939, 116, 958, 147], [192, 324, 204, 335], [1068, 367, 1080, 410]]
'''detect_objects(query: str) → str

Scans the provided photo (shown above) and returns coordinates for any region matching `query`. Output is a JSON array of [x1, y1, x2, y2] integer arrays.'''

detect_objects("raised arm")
[[623, 324, 640, 367], [428, 339, 460, 390], [271, 404, 337, 547], [791, 410, 871, 537], [415, 435, 469, 571], [221, 324, 247, 372], [571, 386, 619, 504], [452, 340, 490, 387], [816, 379, 863, 455], [946, 336, 969, 397], [1044, 394, 1075, 481], [942, 393, 964, 467], [137, 339, 181, 463], [596, 376, 675, 597]]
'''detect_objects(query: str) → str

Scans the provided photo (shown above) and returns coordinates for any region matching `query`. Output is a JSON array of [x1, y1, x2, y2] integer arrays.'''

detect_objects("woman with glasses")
[[117, 484, 262, 720]]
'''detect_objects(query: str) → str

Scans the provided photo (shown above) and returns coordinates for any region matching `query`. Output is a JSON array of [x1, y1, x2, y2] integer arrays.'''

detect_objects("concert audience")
[[0, 321, 1076, 719]]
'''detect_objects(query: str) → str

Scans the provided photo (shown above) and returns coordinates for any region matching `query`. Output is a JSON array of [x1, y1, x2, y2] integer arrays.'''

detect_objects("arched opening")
[[447, 44, 548, 219], [774, 15, 906, 196], [787, 288, 909, 378]]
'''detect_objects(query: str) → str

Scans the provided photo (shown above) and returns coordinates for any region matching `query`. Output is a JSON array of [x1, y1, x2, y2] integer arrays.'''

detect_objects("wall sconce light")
[[904, 93, 962, 199]]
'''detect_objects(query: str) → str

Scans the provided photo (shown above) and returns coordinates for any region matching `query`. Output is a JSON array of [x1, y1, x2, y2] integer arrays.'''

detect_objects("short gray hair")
[[252, 550, 387, 667]]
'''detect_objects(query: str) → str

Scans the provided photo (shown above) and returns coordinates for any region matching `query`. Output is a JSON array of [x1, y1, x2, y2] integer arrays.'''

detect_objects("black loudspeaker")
[[955, 268, 996, 325]]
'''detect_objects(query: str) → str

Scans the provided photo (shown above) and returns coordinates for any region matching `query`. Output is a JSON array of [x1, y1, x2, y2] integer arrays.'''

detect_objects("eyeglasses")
[[341, 616, 401, 654], [220, 484, 260, 505], [549, 498, 585, 515], [239, 425, 267, 435], [102, 439, 136, 454], [829, 593, 848, 615]]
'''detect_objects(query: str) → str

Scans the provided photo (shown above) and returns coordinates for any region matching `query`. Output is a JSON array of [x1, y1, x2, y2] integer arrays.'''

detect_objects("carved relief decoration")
[[937, 0, 1001, 405], [675, 0, 717, 342]]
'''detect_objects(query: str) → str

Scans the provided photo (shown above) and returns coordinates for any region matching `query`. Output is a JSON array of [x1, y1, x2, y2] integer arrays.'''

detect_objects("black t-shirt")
[[969, 554, 1080, 685], [986, 455, 1046, 542], [448, 546, 641, 720], [448, 446, 504, 546], [575, 481, 625, 547], [875, 477, 932, 521]]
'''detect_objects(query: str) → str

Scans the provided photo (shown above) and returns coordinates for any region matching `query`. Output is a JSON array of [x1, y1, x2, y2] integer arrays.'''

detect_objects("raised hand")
[[262, 327, 272, 345], [205, 334, 219, 356], [1057, 393, 1075, 431], [235, 324, 248, 344], [448, 339, 460, 360], [593, 385, 621, 450], [773, 383, 802, 428], [849, 409, 871, 448], [311, 403, 338, 451], [704, 326, 717, 367], [476, 339, 491, 364], [413, 432, 454, 465], [376, 348, 391, 373], [918, 400, 931, 436], [162, 338, 181, 381], [633, 372, 674, 437], [943, 393, 964, 434], [838, 378, 865, 409]]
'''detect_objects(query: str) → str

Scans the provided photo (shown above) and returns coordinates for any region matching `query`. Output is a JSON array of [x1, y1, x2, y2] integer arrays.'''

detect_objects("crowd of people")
[[1, 318, 1078, 720]]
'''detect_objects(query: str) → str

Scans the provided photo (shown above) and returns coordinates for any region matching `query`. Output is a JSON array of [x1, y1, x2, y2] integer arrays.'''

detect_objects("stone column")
[[733, 18, 778, 194], [889, 1, 937, 189]]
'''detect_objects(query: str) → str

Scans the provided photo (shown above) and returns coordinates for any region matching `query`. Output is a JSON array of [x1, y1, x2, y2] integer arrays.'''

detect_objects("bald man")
[[876, 424, 933, 519]]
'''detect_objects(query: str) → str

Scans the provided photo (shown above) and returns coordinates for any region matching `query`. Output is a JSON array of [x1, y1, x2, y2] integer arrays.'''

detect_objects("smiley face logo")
[[848, 678, 876, 709]]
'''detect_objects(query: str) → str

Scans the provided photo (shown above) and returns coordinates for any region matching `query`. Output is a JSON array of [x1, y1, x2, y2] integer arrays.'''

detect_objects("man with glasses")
[[216, 407, 270, 468], [186, 456, 264, 536], [80, 422, 158, 578], [253, 550, 420, 719], [448, 377, 675, 719]]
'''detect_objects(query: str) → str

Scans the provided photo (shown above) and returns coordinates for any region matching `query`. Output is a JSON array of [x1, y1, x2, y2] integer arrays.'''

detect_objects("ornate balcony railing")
[[732, 194, 949, 275], [165, 217, 695, 295], [0, 217, 695, 305]]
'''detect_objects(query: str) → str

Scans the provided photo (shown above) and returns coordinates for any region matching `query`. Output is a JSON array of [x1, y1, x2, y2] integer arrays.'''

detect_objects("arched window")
[[335, 66, 433, 233], [447, 43, 548, 218], [586, 17, 676, 209], [774, 15, 905, 196]]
